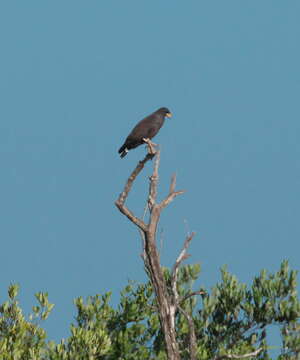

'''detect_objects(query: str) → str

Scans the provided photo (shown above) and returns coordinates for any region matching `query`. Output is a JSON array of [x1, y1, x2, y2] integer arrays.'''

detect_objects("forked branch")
[[115, 144, 193, 360], [115, 152, 154, 232], [159, 173, 185, 210]]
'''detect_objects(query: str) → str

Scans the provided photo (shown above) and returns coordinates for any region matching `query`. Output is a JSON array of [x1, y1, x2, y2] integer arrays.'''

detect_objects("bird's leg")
[[143, 138, 157, 155]]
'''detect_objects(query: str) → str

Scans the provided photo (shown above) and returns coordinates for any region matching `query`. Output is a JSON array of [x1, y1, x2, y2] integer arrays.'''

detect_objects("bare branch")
[[215, 348, 263, 360], [160, 190, 185, 210], [169, 173, 177, 194], [148, 149, 160, 210], [171, 233, 195, 302], [179, 290, 206, 305], [169, 231, 197, 359], [116, 153, 154, 206], [184, 218, 191, 237], [143, 138, 157, 156], [178, 305, 197, 360], [157, 173, 184, 210], [115, 203, 148, 232], [115, 153, 154, 232], [139, 202, 149, 261]]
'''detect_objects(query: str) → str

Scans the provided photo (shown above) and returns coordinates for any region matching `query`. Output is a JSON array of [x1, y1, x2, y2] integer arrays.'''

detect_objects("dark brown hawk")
[[118, 107, 172, 158]]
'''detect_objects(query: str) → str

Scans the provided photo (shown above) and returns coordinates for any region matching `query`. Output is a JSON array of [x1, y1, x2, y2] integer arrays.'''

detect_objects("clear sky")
[[0, 0, 299, 347]]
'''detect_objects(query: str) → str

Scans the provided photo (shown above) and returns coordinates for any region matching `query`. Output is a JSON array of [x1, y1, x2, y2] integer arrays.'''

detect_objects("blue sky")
[[0, 0, 299, 347]]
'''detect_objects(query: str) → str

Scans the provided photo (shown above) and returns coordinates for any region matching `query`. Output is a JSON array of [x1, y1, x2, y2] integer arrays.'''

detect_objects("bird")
[[118, 107, 172, 158]]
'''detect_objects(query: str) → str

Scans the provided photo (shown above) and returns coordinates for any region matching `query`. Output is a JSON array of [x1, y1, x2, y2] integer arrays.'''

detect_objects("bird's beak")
[[166, 112, 172, 118]]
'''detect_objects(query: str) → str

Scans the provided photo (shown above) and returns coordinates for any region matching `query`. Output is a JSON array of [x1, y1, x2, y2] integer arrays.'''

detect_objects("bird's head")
[[157, 107, 172, 118]]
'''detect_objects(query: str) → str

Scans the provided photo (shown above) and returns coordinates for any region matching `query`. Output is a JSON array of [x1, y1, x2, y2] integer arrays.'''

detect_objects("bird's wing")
[[146, 125, 160, 139], [127, 117, 153, 140]]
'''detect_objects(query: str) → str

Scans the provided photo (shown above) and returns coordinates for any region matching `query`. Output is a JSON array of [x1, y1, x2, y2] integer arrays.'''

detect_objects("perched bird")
[[118, 107, 172, 158]]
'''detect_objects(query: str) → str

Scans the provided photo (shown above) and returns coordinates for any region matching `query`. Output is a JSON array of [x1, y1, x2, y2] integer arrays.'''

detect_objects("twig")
[[170, 232, 196, 359], [179, 290, 206, 305], [171, 233, 195, 303], [169, 173, 177, 194], [215, 347, 263, 360], [184, 219, 191, 237], [156, 172, 185, 210], [160, 189, 185, 210]]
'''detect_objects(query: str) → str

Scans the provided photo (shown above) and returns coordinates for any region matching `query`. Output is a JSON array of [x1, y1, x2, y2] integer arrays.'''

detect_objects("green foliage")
[[0, 284, 53, 359], [0, 262, 299, 359], [194, 261, 300, 359]]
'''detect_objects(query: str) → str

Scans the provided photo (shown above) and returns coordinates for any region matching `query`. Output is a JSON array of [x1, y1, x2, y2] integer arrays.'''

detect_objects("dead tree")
[[115, 144, 197, 360]]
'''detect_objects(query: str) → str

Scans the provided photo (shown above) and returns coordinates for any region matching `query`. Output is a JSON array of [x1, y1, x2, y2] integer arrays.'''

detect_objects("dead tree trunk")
[[115, 146, 196, 360]]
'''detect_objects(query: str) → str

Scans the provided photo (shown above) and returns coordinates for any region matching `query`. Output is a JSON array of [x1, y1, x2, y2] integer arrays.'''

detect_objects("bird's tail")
[[118, 144, 128, 158]]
